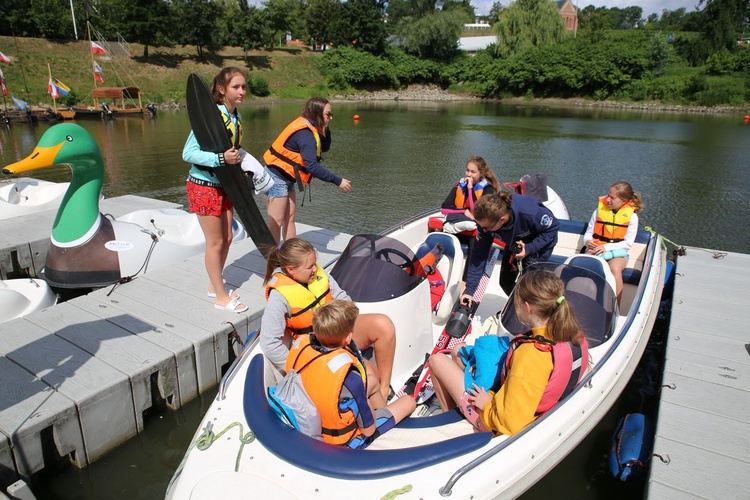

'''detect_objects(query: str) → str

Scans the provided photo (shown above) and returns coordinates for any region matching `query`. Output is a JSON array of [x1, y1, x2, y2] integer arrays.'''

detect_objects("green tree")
[[494, 0, 565, 58], [171, 0, 221, 57], [264, 0, 306, 45], [329, 0, 387, 55], [224, 1, 268, 52], [700, 0, 750, 52], [442, 0, 475, 21], [305, 0, 341, 48], [0, 0, 34, 37], [110, 0, 169, 58], [649, 33, 671, 75], [488, 2, 504, 25], [30, 0, 72, 39], [399, 10, 467, 61]]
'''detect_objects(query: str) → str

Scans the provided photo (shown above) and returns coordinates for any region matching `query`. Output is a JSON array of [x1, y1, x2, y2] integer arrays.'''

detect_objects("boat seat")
[[562, 254, 617, 301], [248, 355, 491, 480], [414, 233, 464, 325]]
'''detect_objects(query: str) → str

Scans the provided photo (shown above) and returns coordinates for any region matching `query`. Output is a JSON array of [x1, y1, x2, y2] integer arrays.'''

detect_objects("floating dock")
[[648, 247, 750, 498], [0, 219, 350, 489], [0, 194, 181, 279]]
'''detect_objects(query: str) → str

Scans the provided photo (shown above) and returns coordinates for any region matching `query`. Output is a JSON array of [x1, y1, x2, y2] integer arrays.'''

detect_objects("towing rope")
[[380, 484, 413, 500]]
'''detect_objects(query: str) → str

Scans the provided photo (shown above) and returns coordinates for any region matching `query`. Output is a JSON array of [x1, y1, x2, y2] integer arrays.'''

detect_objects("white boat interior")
[[167, 209, 665, 500], [0, 278, 57, 324], [0, 178, 70, 220]]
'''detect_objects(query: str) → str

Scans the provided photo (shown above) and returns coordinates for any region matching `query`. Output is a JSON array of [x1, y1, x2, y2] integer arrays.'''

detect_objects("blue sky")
[[471, 0, 702, 16]]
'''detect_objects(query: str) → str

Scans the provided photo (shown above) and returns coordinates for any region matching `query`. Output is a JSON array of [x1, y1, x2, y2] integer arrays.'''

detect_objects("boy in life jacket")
[[287, 300, 416, 448], [430, 270, 588, 435], [583, 181, 643, 303]]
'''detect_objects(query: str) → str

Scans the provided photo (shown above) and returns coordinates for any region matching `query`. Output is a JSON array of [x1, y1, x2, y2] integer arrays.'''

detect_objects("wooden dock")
[[647, 247, 750, 499], [0, 220, 351, 488], [0, 194, 181, 279]]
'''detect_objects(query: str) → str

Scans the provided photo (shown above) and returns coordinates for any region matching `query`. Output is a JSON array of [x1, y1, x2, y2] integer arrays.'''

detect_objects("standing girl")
[[263, 97, 352, 244], [441, 156, 500, 234], [430, 270, 588, 435], [583, 181, 643, 303], [182, 67, 248, 313], [261, 238, 395, 400]]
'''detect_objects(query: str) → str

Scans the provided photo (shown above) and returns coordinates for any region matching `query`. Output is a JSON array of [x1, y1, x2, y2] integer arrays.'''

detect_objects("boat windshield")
[[501, 262, 617, 347], [330, 234, 423, 302]]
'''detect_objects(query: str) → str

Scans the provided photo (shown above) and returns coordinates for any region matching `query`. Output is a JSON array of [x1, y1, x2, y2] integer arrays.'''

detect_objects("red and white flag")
[[94, 61, 104, 83], [91, 41, 106, 55], [0, 69, 7, 97], [48, 78, 60, 98], [0, 51, 12, 65]]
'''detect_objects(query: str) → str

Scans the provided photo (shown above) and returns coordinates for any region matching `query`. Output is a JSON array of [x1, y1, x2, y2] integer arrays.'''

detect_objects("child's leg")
[[608, 256, 627, 302], [387, 395, 417, 423], [363, 359, 387, 409], [429, 353, 465, 411], [354, 313, 396, 401]]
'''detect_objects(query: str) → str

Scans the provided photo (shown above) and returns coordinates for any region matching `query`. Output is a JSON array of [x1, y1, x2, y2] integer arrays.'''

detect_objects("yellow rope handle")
[[380, 485, 413, 500]]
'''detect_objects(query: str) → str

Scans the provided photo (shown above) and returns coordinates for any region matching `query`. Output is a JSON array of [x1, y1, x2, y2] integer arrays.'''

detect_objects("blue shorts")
[[267, 169, 297, 199]]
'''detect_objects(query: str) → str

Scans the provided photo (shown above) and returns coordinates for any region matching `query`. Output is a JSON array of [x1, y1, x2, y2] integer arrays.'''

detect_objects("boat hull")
[[166, 210, 666, 499]]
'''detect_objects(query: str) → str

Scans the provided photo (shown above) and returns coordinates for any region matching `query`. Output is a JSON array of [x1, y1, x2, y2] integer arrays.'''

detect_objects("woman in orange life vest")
[[440, 156, 501, 234], [182, 67, 249, 313], [583, 181, 643, 303], [429, 270, 588, 435], [261, 238, 396, 400], [287, 300, 415, 448], [263, 97, 352, 244]]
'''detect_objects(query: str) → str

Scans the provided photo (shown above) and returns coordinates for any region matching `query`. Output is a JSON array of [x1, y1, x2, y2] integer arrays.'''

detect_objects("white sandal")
[[207, 289, 239, 299], [214, 298, 248, 313]]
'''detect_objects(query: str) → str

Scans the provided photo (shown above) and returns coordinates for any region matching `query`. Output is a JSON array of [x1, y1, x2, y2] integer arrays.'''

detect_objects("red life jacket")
[[500, 332, 589, 414]]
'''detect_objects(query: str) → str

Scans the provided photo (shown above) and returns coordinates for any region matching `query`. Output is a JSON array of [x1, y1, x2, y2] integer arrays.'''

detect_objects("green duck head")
[[2, 123, 104, 245]]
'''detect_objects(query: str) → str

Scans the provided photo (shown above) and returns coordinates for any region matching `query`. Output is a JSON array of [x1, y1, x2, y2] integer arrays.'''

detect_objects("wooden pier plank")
[[24, 303, 179, 432], [0, 357, 85, 477], [648, 246, 750, 499], [0, 319, 136, 464]]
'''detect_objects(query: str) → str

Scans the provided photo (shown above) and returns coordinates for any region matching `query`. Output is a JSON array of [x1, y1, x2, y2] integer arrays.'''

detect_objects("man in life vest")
[[287, 300, 415, 448]]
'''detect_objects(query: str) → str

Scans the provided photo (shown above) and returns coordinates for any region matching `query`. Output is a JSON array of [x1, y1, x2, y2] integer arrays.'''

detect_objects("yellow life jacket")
[[593, 197, 635, 244], [263, 116, 322, 185], [265, 263, 333, 336], [220, 106, 243, 148], [286, 334, 367, 446]]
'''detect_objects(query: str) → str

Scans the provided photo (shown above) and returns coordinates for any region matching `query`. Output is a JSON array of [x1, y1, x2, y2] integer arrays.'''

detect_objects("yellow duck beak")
[[2, 142, 65, 175]]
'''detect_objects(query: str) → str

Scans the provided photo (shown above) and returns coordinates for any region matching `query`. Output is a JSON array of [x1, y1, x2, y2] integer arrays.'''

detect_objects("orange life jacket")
[[265, 263, 333, 336], [454, 178, 489, 209], [593, 197, 635, 244], [263, 116, 322, 185], [286, 334, 367, 446]]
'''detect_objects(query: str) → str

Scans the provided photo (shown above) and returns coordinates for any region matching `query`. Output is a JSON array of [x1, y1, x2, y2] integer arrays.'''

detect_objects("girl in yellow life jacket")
[[286, 300, 415, 448], [441, 156, 501, 234], [260, 238, 396, 401], [263, 97, 352, 244], [583, 181, 644, 303]]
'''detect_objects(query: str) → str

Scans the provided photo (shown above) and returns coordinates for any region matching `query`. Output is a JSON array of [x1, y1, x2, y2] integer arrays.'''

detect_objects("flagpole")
[[12, 34, 29, 93], [47, 63, 58, 114], [70, 0, 79, 40], [88, 22, 97, 88]]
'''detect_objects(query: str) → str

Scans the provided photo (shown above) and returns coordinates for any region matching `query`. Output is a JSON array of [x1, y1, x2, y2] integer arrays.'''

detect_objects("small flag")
[[48, 77, 71, 97], [0, 51, 11, 65], [94, 61, 104, 73], [12, 96, 27, 111], [94, 72, 104, 83], [0, 68, 7, 97], [91, 41, 107, 54]]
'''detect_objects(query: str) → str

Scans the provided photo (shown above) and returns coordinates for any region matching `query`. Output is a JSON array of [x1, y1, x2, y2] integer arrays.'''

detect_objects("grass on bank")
[[0, 36, 328, 107]]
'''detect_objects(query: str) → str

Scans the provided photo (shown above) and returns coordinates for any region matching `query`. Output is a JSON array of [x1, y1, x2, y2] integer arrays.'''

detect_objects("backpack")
[[267, 366, 323, 440]]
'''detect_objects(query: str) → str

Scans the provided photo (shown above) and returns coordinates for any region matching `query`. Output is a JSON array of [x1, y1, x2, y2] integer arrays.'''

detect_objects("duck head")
[[2, 123, 104, 245]]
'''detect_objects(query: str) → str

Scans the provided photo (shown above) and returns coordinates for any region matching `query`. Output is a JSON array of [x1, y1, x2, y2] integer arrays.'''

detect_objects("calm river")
[[1, 100, 748, 499]]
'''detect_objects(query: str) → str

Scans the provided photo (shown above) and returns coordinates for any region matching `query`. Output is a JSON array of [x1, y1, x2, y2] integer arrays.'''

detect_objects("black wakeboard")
[[185, 73, 275, 257]]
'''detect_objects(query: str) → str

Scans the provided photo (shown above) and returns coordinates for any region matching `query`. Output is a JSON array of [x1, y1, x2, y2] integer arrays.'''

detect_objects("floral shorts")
[[186, 180, 233, 216]]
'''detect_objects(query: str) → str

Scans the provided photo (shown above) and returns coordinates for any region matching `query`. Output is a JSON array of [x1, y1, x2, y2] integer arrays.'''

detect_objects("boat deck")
[[0, 222, 350, 486], [0, 193, 181, 279], [647, 247, 750, 499]]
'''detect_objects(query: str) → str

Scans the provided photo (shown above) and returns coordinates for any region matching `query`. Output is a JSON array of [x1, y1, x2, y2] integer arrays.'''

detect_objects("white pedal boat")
[[0, 278, 57, 324], [0, 178, 70, 220], [167, 206, 665, 499]]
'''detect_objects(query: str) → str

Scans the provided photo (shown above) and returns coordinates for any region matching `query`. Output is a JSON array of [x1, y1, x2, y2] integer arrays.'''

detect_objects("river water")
[[1, 101, 748, 499]]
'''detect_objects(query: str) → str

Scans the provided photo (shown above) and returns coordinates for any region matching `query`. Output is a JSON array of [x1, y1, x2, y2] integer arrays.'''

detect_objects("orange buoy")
[[353, 114, 360, 121], [744, 114, 749, 123]]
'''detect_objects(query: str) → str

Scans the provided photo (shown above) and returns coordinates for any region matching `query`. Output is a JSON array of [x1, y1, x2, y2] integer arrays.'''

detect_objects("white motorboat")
[[0, 278, 57, 324], [166, 207, 665, 499]]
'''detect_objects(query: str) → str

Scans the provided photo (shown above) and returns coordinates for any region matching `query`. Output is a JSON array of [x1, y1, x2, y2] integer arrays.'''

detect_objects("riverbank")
[[332, 84, 749, 115]]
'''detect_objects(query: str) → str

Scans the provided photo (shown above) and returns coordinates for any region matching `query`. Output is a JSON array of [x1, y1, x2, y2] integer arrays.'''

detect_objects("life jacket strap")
[[322, 420, 358, 437], [268, 145, 305, 191]]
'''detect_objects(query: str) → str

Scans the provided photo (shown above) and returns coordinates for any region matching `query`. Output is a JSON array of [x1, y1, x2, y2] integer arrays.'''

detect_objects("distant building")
[[557, 0, 578, 32], [464, 20, 492, 29]]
